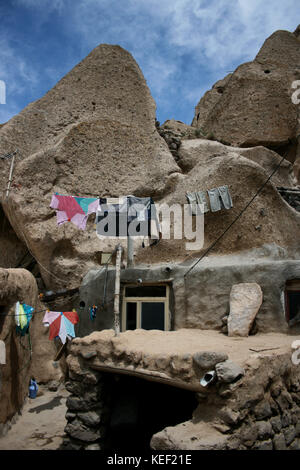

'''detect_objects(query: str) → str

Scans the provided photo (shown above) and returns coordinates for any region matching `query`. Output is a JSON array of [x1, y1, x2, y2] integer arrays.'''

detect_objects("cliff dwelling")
[[0, 22, 300, 453]]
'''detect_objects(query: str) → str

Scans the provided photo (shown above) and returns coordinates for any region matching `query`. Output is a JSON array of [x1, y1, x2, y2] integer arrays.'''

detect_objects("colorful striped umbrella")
[[42, 310, 79, 344]]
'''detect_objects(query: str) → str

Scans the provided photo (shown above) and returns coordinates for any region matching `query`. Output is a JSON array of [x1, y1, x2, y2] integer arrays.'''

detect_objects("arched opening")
[[104, 374, 198, 451]]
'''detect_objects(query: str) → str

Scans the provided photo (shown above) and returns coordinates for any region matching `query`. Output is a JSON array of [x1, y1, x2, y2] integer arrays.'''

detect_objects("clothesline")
[[0, 307, 77, 317], [183, 155, 286, 278], [50, 194, 161, 237]]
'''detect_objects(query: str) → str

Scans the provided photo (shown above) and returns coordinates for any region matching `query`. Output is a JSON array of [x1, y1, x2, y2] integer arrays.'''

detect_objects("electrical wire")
[[0, 308, 47, 317], [183, 154, 286, 278]]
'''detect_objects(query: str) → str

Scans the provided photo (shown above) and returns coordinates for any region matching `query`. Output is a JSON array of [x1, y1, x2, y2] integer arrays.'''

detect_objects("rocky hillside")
[[192, 25, 300, 179], [0, 28, 299, 292]]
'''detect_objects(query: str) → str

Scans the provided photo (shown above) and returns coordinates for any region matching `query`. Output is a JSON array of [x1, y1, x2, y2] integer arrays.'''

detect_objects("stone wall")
[[61, 356, 109, 450], [62, 341, 300, 450], [151, 353, 300, 450]]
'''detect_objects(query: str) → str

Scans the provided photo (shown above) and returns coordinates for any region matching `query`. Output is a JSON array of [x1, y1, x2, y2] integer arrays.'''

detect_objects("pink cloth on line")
[[50, 195, 99, 230]]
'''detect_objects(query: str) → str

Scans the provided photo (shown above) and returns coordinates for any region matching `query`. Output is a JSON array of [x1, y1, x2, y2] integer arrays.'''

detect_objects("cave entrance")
[[104, 374, 198, 451], [285, 279, 300, 326]]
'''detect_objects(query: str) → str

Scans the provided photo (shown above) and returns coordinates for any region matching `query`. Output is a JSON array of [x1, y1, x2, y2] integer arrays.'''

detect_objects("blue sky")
[[0, 0, 299, 126]]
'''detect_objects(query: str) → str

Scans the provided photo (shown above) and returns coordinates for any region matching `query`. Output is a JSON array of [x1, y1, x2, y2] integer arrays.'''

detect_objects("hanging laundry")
[[15, 302, 34, 336], [95, 196, 161, 240], [95, 197, 128, 237], [207, 186, 233, 212], [50, 194, 99, 230], [218, 185, 233, 210], [207, 188, 222, 212], [90, 305, 97, 321], [186, 191, 209, 215], [127, 196, 161, 240], [42, 310, 79, 344]]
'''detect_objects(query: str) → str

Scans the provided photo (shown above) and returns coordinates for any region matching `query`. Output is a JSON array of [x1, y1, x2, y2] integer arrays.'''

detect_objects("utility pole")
[[113, 244, 122, 336]]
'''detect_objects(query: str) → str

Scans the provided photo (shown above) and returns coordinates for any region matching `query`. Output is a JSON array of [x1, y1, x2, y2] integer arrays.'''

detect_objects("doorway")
[[104, 375, 198, 451], [285, 279, 300, 325]]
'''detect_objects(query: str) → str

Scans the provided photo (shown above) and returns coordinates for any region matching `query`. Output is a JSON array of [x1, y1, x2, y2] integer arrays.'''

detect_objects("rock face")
[[227, 283, 263, 337], [0, 37, 299, 291], [192, 26, 300, 176], [0, 44, 180, 289], [177, 139, 297, 187], [154, 139, 300, 263], [0, 268, 62, 429], [0, 206, 28, 269]]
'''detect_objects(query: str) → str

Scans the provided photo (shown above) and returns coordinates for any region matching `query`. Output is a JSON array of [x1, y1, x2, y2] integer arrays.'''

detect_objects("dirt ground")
[[0, 384, 69, 450]]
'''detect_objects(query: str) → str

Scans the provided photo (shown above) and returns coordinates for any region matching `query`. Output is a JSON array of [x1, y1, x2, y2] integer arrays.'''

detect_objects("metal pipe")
[[113, 245, 122, 336]]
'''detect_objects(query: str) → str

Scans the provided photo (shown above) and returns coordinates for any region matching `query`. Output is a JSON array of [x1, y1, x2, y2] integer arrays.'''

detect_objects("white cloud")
[[64, 0, 299, 81], [0, 38, 39, 93], [0, 0, 299, 124]]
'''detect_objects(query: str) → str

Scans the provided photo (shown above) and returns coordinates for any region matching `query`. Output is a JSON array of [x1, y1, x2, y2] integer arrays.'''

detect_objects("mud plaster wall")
[[76, 246, 300, 337], [0, 269, 38, 429], [62, 350, 300, 451], [0, 268, 64, 431]]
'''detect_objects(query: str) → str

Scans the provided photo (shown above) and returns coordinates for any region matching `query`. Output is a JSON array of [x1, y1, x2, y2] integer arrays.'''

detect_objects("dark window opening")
[[125, 285, 166, 297], [285, 280, 300, 326], [126, 302, 137, 330], [104, 375, 198, 451], [141, 302, 165, 330]]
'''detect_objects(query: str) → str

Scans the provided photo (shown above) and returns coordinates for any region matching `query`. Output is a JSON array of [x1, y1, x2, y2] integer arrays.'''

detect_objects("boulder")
[[191, 74, 232, 129], [192, 26, 300, 182], [149, 144, 300, 265], [193, 351, 228, 369], [177, 139, 297, 187], [215, 360, 245, 383], [64, 418, 102, 442], [0, 44, 180, 290], [150, 420, 228, 450], [48, 380, 60, 392], [227, 283, 263, 337]]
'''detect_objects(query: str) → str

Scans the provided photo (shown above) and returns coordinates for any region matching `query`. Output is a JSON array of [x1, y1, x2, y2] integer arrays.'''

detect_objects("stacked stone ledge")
[[216, 357, 300, 450], [61, 354, 109, 450]]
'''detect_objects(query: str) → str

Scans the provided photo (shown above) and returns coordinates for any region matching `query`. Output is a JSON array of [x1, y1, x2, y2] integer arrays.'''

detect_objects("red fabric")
[[55, 196, 85, 219], [49, 316, 61, 340], [63, 311, 79, 324]]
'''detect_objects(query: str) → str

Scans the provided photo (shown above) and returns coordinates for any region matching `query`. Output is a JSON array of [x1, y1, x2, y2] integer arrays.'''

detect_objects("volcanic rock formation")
[[0, 28, 299, 292], [192, 25, 300, 177]]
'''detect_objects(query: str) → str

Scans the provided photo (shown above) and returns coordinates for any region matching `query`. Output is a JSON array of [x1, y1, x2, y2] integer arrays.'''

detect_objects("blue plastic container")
[[29, 379, 38, 399]]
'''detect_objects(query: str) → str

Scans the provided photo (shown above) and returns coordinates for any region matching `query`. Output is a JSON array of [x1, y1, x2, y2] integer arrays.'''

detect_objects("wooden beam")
[[90, 363, 203, 392]]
